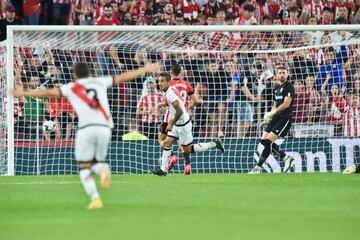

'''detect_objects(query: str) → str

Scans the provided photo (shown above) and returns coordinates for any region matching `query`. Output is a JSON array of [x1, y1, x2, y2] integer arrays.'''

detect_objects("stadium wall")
[[14, 138, 360, 174]]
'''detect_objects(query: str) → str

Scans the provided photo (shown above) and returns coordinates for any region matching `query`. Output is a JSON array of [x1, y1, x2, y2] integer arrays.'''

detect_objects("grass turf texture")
[[0, 174, 359, 240]]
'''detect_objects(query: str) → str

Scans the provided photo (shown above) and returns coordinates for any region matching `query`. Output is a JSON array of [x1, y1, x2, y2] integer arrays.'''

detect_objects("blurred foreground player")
[[11, 62, 161, 208]]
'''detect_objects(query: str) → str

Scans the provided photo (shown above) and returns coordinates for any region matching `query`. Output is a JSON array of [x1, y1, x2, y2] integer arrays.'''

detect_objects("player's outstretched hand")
[[145, 63, 162, 73]]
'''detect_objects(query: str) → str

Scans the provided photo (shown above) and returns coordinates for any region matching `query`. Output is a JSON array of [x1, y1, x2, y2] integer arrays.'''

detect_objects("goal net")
[[3, 25, 360, 175]]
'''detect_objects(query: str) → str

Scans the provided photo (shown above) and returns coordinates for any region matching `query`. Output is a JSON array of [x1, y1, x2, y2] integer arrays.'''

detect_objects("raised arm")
[[113, 63, 161, 85], [11, 88, 62, 98], [321, 72, 331, 95]]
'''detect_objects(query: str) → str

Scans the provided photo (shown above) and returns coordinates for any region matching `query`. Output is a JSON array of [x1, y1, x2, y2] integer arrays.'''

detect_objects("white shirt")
[[60, 76, 114, 128], [164, 86, 190, 125]]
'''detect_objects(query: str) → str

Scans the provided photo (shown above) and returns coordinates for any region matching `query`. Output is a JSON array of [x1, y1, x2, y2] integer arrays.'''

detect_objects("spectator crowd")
[[1, 0, 360, 141]]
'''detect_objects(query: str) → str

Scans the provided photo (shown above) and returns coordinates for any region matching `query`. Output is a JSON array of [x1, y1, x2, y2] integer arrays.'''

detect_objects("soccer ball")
[[42, 120, 56, 132]]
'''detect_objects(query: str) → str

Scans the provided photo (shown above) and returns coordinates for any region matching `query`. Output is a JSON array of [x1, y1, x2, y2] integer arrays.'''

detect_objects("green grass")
[[0, 174, 359, 240]]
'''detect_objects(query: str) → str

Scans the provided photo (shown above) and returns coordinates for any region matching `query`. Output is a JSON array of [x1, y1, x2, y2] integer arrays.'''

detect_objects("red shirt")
[[96, 15, 121, 25], [177, 0, 200, 20], [259, 2, 280, 19], [125, 2, 143, 24], [328, 96, 346, 122], [48, 97, 76, 119], [222, 0, 240, 18], [23, 0, 42, 17]]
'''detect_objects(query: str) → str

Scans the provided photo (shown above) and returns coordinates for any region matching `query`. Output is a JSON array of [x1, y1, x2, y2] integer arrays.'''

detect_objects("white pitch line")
[[0, 181, 80, 185], [0, 180, 139, 185]]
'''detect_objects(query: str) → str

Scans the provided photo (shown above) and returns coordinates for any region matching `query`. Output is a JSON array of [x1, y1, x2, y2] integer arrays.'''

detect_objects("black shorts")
[[159, 122, 168, 134], [265, 116, 292, 137]]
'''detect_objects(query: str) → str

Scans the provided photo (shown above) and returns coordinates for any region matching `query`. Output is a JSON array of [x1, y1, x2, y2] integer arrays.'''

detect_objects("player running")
[[157, 64, 200, 174], [151, 70, 225, 176]]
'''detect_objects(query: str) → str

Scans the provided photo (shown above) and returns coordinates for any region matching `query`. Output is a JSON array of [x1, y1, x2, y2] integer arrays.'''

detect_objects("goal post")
[[3, 25, 360, 175]]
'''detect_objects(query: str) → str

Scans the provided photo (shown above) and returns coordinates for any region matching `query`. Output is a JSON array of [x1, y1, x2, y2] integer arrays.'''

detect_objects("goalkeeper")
[[249, 66, 295, 174]]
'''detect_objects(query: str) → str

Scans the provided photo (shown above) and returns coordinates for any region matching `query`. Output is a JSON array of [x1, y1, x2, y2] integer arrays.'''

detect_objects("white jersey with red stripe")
[[60, 76, 114, 128], [163, 78, 194, 123], [137, 93, 164, 123], [164, 86, 190, 126]]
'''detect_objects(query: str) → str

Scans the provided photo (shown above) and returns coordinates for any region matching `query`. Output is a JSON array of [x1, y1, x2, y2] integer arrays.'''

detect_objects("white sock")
[[79, 169, 99, 200], [193, 142, 216, 152], [91, 163, 108, 175], [160, 148, 172, 172]]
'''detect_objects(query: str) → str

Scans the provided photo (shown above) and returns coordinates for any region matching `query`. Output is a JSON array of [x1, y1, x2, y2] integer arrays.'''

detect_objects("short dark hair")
[[289, 7, 299, 13], [262, 15, 273, 22], [326, 46, 335, 54], [170, 64, 182, 76], [217, 7, 227, 14], [103, 3, 112, 9], [243, 4, 255, 12], [73, 62, 90, 79], [159, 72, 171, 82], [175, 11, 184, 18], [277, 66, 287, 71], [323, 7, 332, 13]]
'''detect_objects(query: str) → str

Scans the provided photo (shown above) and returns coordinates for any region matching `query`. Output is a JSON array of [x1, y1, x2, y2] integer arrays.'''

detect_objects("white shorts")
[[75, 126, 111, 162], [167, 121, 193, 146]]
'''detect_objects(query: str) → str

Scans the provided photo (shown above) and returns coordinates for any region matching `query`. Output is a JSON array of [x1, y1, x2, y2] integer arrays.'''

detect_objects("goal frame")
[[6, 24, 360, 176]]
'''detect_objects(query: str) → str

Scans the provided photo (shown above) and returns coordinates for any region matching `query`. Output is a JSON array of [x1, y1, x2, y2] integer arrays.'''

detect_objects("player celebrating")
[[249, 66, 295, 174], [11, 62, 161, 209], [158, 64, 199, 175], [151, 71, 225, 176]]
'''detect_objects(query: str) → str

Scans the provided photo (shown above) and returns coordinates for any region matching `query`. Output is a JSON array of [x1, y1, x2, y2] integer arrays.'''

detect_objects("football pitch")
[[0, 173, 359, 240]]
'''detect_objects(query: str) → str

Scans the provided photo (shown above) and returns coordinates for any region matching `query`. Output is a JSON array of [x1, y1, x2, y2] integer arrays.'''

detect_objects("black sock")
[[258, 139, 272, 167], [183, 153, 191, 165], [272, 143, 286, 159]]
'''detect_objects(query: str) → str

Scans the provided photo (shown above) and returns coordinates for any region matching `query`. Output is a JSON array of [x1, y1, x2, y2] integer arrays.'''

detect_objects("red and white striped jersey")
[[163, 78, 194, 123], [308, 1, 325, 21], [344, 106, 360, 137], [75, 0, 98, 21], [137, 93, 164, 123]]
